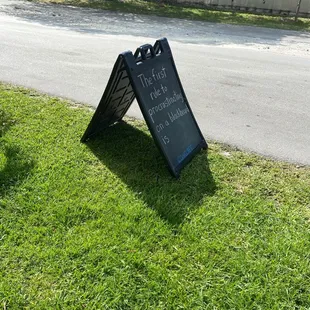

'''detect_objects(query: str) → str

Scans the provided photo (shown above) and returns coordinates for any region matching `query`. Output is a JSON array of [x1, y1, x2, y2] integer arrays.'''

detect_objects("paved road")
[[1, 0, 310, 165]]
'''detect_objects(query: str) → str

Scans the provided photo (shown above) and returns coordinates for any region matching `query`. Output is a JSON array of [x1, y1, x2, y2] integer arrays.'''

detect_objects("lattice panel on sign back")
[[81, 55, 136, 142], [101, 68, 135, 122]]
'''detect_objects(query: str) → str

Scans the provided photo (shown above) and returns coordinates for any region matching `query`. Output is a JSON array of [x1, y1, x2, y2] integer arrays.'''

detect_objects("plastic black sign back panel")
[[81, 38, 207, 178], [122, 38, 207, 177], [81, 55, 135, 142]]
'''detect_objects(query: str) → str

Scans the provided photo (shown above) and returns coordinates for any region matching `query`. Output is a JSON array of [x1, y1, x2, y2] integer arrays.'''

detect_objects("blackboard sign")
[[81, 38, 207, 178]]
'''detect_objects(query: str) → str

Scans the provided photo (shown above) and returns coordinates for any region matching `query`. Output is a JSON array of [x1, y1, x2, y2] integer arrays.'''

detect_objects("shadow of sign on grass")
[[0, 110, 35, 197], [86, 121, 216, 226]]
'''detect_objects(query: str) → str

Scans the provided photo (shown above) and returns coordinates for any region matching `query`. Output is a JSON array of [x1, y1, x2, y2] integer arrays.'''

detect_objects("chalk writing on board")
[[137, 66, 167, 88], [168, 107, 190, 123], [137, 65, 191, 147], [148, 91, 184, 123]]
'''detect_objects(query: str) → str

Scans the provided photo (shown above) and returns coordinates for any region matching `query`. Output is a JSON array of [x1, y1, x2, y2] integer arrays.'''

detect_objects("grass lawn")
[[30, 0, 310, 32], [0, 83, 310, 308]]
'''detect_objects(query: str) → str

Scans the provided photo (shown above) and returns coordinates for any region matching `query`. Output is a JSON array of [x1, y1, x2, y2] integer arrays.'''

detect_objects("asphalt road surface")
[[1, 0, 310, 166]]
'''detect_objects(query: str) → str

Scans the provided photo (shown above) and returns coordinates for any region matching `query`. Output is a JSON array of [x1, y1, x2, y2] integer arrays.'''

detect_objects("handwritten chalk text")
[[168, 107, 190, 123], [148, 91, 184, 123], [137, 66, 167, 88]]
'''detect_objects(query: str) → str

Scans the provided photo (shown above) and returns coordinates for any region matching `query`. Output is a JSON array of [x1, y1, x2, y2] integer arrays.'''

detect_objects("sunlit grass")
[[1, 83, 310, 308], [31, 0, 310, 31]]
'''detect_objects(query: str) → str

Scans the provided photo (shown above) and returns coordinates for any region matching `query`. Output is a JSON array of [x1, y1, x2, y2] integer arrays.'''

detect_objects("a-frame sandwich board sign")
[[81, 38, 207, 178]]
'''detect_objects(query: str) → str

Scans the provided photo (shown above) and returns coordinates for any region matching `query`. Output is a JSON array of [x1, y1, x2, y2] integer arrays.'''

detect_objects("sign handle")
[[134, 44, 156, 62]]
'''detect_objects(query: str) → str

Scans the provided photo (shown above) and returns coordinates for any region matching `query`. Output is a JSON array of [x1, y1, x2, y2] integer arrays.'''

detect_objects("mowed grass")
[[31, 0, 310, 31], [1, 83, 310, 309]]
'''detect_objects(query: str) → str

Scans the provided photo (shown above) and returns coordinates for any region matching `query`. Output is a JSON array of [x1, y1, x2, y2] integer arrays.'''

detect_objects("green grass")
[[31, 0, 310, 31], [1, 82, 310, 309]]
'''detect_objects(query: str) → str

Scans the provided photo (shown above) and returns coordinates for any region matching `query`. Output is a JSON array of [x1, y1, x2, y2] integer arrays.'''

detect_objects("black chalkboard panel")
[[81, 38, 207, 178], [122, 38, 207, 177]]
